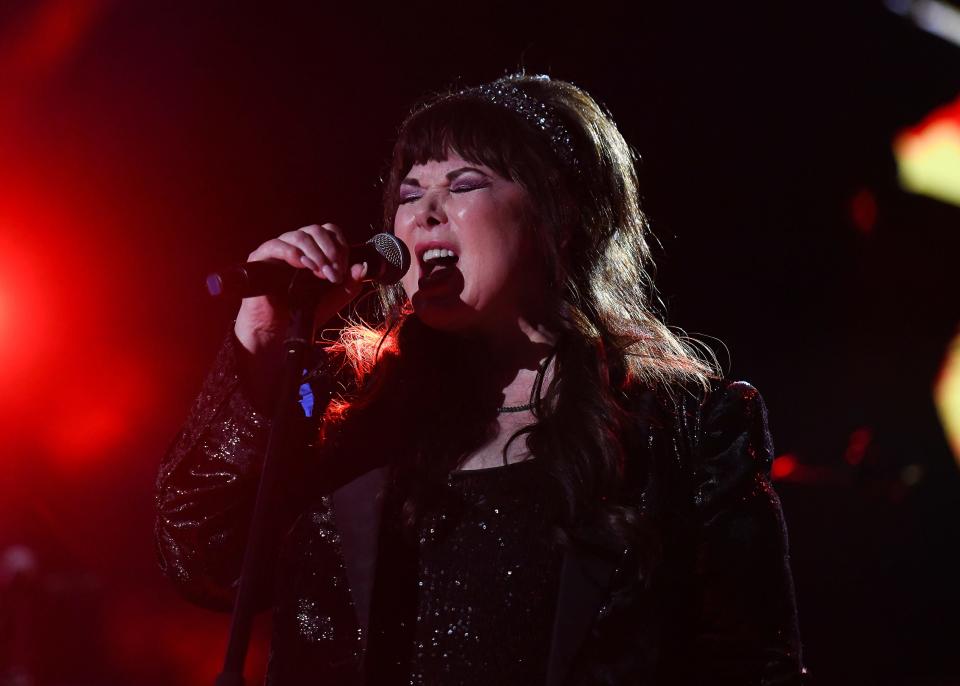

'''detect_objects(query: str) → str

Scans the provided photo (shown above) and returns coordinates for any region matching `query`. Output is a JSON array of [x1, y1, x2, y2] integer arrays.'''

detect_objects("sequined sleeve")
[[682, 380, 805, 685], [154, 334, 328, 612]]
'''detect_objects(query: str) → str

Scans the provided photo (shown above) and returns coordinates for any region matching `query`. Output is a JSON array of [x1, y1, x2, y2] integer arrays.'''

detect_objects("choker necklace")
[[497, 351, 554, 415], [498, 402, 534, 414]]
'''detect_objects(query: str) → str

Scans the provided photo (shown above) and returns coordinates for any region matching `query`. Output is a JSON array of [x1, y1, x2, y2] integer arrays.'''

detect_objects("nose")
[[414, 190, 447, 229]]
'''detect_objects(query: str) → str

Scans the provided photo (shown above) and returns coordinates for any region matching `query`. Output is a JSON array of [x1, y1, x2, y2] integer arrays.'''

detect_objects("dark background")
[[1, 1, 958, 684]]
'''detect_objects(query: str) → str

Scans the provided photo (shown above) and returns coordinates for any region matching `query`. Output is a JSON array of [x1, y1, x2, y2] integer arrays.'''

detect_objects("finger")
[[311, 266, 366, 321], [280, 228, 336, 280], [247, 238, 312, 270], [349, 262, 367, 282], [322, 263, 366, 307], [301, 224, 348, 277], [317, 222, 349, 250]]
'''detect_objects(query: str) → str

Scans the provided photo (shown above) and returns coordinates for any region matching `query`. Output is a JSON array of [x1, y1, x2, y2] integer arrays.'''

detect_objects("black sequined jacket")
[[155, 335, 804, 685]]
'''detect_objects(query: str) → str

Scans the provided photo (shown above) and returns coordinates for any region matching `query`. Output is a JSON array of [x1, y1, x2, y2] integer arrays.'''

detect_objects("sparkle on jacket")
[[155, 335, 805, 685]]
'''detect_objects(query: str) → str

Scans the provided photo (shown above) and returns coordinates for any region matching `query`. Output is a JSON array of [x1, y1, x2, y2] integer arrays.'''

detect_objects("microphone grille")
[[368, 233, 410, 285]]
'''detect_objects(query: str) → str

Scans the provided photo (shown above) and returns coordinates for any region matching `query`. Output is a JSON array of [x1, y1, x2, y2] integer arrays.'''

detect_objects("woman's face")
[[393, 150, 547, 335]]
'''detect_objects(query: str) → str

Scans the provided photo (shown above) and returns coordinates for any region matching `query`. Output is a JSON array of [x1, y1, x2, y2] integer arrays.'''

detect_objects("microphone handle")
[[206, 243, 386, 298]]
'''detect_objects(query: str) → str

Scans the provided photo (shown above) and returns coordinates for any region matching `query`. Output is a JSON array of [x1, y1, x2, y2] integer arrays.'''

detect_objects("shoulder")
[[626, 377, 771, 450], [648, 377, 771, 461], [625, 377, 775, 515], [698, 380, 772, 465], [691, 379, 774, 514]]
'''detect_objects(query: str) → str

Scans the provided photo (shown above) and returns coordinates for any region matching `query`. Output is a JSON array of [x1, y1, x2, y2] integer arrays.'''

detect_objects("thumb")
[[349, 261, 369, 284]]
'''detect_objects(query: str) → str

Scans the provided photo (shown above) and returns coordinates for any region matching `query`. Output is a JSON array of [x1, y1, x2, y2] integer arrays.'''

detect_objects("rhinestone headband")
[[448, 79, 580, 173]]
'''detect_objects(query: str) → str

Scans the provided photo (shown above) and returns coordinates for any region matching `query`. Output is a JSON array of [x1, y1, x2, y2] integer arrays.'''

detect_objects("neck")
[[475, 316, 559, 410]]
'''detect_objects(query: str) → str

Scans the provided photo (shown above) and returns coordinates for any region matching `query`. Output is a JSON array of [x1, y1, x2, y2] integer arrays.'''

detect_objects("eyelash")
[[398, 183, 487, 204], [453, 184, 486, 194]]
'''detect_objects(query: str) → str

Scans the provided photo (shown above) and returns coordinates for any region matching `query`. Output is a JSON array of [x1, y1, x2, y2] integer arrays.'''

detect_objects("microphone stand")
[[215, 272, 319, 686]]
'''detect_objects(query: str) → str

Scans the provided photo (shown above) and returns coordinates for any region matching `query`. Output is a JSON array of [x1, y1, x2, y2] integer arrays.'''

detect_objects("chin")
[[413, 303, 475, 332], [409, 291, 483, 332]]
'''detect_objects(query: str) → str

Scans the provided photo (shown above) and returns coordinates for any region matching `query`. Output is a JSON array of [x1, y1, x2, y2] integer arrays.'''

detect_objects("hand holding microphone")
[[226, 224, 408, 358]]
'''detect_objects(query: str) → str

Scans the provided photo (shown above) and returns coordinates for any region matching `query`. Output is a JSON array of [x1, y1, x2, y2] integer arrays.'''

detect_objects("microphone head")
[[368, 232, 410, 285]]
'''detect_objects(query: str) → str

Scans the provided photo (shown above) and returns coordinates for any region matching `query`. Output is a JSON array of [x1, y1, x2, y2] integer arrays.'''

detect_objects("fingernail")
[[322, 264, 340, 283], [300, 255, 319, 271]]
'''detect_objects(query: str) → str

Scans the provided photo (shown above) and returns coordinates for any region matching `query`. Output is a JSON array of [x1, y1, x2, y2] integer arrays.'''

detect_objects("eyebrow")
[[400, 166, 488, 187]]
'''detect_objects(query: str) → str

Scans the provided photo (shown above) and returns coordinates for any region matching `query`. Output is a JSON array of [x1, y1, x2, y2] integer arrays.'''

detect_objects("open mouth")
[[419, 247, 460, 279]]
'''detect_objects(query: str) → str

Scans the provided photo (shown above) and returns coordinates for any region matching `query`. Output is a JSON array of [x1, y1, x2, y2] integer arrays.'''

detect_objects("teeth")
[[422, 248, 458, 263]]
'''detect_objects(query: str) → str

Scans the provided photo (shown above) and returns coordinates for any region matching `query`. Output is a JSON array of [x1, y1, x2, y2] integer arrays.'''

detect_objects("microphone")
[[206, 232, 410, 298]]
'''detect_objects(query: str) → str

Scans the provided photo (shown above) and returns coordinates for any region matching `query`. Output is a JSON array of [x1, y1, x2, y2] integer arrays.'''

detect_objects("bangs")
[[394, 98, 545, 183], [382, 97, 560, 232]]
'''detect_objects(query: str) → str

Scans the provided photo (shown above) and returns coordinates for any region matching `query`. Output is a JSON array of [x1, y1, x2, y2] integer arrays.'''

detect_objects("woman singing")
[[156, 74, 804, 685]]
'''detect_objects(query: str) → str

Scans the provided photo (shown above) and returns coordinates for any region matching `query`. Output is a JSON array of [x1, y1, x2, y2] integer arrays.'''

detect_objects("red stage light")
[[0, 280, 9, 340], [103, 593, 271, 686], [849, 188, 878, 235], [0, 0, 111, 82], [43, 356, 153, 467], [771, 453, 797, 480], [0, 230, 55, 409], [843, 427, 873, 466]]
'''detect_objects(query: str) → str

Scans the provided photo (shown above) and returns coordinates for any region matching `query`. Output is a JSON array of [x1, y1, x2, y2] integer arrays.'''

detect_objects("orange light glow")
[[893, 94, 960, 208], [934, 327, 960, 469]]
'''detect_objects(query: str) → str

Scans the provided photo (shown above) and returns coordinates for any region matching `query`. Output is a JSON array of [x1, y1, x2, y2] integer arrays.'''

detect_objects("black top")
[[155, 334, 805, 685], [410, 459, 562, 685]]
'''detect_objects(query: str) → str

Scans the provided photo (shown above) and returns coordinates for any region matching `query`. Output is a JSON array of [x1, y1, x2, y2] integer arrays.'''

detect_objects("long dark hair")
[[324, 73, 718, 564]]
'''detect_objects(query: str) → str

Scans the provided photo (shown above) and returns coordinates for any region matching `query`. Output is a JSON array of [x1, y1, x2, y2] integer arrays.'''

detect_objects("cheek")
[[393, 209, 415, 256], [400, 270, 417, 301], [392, 207, 412, 242], [390, 213, 415, 298], [459, 231, 532, 303]]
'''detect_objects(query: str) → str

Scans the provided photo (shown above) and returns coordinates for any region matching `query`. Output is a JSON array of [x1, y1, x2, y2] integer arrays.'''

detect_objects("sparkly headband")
[[446, 78, 580, 173]]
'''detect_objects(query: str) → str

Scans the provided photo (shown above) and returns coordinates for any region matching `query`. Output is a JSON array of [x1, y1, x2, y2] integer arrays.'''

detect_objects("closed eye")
[[398, 191, 423, 204], [398, 182, 487, 203], [451, 182, 489, 194]]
